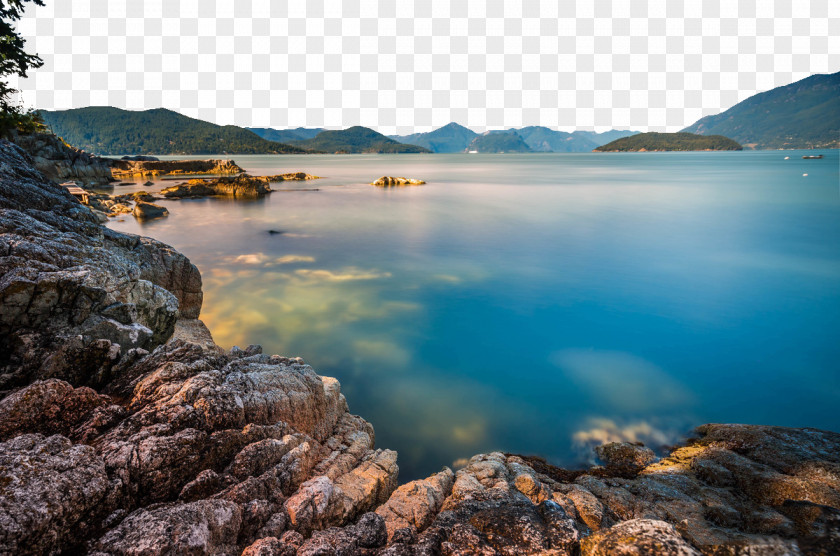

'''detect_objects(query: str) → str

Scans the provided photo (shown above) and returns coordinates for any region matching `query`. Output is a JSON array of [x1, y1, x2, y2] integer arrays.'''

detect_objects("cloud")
[[549, 349, 692, 412], [294, 267, 392, 282], [230, 252, 315, 266]]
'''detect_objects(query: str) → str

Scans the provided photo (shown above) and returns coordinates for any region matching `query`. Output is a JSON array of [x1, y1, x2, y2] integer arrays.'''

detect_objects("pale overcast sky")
[[11, 0, 840, 133]]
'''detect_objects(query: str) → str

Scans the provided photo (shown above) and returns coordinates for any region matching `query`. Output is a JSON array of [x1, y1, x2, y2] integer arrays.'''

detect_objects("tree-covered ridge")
[[595, 132, 743, 152], [287, 126, 430, 153], [467, 132, 533, 153], [39, 107, 309, 155], [249, 127, 324, 143], [681, 71, 840, 149]]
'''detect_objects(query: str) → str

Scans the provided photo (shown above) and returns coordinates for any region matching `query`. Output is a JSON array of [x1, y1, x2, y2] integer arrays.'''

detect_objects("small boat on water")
[[802, 155, 823, 159]]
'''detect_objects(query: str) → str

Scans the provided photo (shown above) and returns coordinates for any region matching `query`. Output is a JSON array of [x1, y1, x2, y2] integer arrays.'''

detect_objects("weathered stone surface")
[[595, 441, 656, 477], [581, 519, 701, 555], [370, 176, 425, 186], [376, 467, 455, 540], [0, 141, 197, 390], [0, 434, 112, 555], [11, 131, 114, 185], [90, 500, 243, 555]]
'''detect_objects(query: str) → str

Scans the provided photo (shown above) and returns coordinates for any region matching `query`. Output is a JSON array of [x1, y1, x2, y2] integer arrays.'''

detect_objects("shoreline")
[[1, 138, 839, 553]]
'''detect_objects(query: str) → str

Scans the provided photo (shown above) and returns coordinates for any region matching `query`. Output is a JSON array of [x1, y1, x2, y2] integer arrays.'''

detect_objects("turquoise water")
[[106, 151, 840, 481]]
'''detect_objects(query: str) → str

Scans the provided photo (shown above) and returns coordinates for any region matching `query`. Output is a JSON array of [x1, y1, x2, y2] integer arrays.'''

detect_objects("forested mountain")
[[390, 122, 478, 153], [288, 126, 429, 153], [682, 71, 840, 149], [249, 127, 324, 143], [40, 107, 307, 155], [595, 132, 743, 152], [467, 132, 533, 153], [393, 124, 639, 153]]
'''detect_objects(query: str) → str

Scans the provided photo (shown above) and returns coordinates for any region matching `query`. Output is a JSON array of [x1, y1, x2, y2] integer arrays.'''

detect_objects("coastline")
[[1, 138, 839, 553]]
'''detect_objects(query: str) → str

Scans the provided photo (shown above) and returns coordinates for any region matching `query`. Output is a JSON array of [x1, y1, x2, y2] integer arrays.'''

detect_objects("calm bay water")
[[105, 151, 840, 481]]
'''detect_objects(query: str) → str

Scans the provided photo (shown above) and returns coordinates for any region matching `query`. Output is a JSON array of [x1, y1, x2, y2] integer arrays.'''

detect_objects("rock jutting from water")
[[161, 173, 321, 199], [109, 158, 245, 180], [370, 176, 426, 186], [1, 139, 839, 555]]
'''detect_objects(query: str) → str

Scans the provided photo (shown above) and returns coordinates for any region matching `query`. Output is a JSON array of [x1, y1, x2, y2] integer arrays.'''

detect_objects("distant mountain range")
[[681, 71, 840, 149], [36, 72, 839, 155], [391, 125, 639, 153], [284, 126, 430, 153], [390, 122, 478, 153], [595, 132, 743, 152], [39, 107, 308, 155], [466, 131, 533, 153]]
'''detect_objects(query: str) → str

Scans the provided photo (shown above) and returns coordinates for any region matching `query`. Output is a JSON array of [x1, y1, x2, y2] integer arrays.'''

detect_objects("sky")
[[10, 0, 840, 134]]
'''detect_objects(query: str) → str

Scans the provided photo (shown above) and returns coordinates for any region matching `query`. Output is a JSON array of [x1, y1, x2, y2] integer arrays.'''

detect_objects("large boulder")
[[132, 201, 169, 220], [0, 139, 200, 389]]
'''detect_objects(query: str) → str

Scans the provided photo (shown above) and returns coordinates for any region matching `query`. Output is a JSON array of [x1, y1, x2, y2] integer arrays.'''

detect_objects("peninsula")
[[595, 132, 744, 152]]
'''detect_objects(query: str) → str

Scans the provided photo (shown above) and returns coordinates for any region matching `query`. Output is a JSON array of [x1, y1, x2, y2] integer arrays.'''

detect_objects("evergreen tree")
[[0, 0, 46, 135]]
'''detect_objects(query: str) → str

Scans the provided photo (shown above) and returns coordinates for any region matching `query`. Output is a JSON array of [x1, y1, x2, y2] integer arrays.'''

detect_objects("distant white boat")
[[784, 156, 790, 160], [802, 155, 823, 159], [468, 150, 478, 154]]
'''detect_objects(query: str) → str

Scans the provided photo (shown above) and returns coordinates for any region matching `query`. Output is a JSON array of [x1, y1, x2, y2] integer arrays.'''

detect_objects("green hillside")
[[595, 132, 743, 152], [288, 126, 429, 153], [39, 107, 308, 155], [681, 71, 840, 149], [467, 132, 533, 153], [250, 127, 324, 143]]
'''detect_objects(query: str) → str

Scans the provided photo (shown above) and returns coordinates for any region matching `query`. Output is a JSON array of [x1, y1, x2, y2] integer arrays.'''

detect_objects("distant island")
[[682, 71, 840, 149], [595, 132, 743, 152], [284, 126, 430, 154], [39, 107, 308, 155]]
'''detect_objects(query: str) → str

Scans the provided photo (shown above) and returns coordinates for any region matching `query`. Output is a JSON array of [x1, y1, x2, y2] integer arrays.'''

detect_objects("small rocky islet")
[[1, 137, 839, 554]]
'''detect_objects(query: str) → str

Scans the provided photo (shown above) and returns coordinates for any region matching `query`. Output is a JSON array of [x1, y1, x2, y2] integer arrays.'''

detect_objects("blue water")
[[106, 151, 840, 481]]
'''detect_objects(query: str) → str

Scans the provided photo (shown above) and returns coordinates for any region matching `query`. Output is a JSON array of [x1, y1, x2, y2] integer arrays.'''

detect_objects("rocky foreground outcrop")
[[9, 131, 114, 185], [161, 173, 320, 199], [1, 139, 839, 555]]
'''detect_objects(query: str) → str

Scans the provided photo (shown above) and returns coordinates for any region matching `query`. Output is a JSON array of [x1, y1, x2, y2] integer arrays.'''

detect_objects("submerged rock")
[[370, 176, 426, 186]]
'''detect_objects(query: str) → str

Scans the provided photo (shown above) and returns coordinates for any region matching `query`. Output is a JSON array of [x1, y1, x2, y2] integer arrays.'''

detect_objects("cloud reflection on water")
[[549, 349, 693, 412]]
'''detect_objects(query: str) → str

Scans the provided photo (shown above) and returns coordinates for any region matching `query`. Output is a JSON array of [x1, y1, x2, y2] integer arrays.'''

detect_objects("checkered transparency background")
[[9, 0, 840, 134]]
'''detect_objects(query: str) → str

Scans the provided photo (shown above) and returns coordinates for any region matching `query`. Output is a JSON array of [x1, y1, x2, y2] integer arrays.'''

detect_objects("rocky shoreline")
[[1, 139, 838, 555]]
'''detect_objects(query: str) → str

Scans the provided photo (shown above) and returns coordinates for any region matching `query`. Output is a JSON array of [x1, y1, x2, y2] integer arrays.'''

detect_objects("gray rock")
[[0, 434, 112, 555], [91, 500, 242, 555]]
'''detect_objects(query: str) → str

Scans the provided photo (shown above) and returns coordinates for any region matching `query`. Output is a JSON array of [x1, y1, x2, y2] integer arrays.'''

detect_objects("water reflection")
[[105, 151, 840, 481]]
